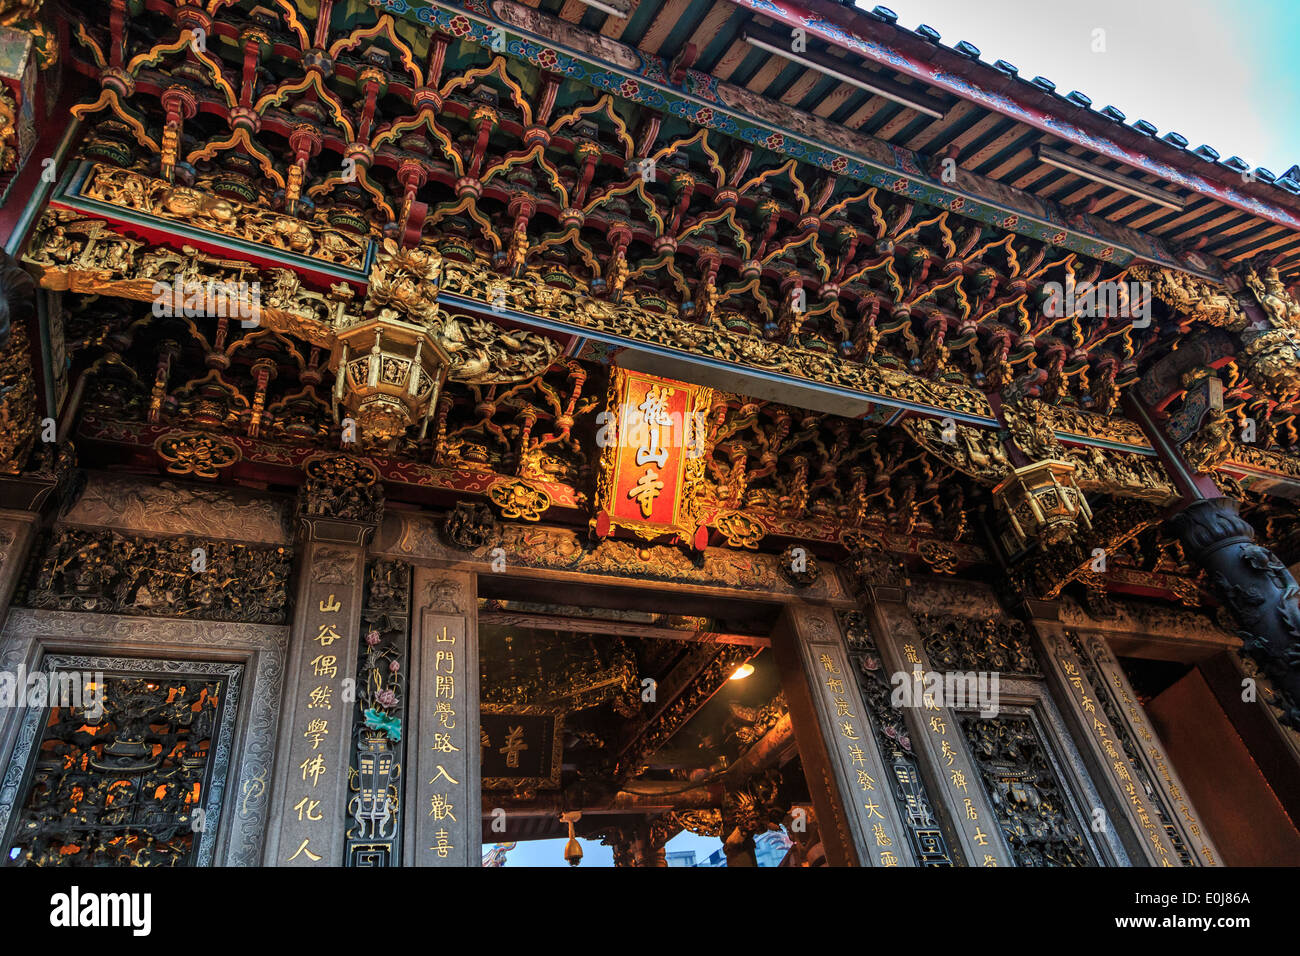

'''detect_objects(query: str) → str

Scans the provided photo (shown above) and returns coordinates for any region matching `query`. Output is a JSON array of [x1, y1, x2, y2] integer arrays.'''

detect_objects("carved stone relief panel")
[[0, 609, 286, 867], [62, 473, 292, 545], [2, 656, 243, 867], [906, 578, 1006, 620], [1058, 594, 1235, 652], [915, 611, 1041, 678], [344, 560, 411, 868], [959, 710, 1098, 867], [375, 512, 853, 603], [17, 527, 293, 624], [904, 602, 1132, 865]]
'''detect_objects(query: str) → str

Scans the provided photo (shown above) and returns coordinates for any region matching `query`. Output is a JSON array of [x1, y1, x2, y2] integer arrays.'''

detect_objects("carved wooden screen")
[[1, 656, 242, 867], [911, 611, 1121, 866], [959, 709, 1099, 866]]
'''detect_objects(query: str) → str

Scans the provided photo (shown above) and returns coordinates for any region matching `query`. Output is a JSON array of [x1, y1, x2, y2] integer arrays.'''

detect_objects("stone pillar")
[[1069, 620, 1221, 866], [771, 601, 914, 866], [1026, 600, 1192, 866], [403, 566, 480, 866], [1128, 389, 1300, 730], [1168, 497, 1300, 729], [851, 584, 1013, 867], [263, 456, 381, 866]]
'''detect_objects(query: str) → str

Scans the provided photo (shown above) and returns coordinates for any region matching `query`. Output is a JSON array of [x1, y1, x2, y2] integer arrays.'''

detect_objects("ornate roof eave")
[[728, 0, 1300, 236], [25, 203, 1300, 500], [383, 0, 1222, 280], [23, 204, 999, 425], [75, 411, 1000, 575]]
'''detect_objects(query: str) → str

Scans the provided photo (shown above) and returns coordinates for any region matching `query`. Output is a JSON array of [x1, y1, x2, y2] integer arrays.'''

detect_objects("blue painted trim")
[[1055, 433, 1157, 456]]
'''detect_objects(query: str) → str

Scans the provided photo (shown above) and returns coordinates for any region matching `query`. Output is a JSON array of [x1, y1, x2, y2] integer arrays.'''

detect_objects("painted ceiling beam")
[[740, 22, 949, 119], [575, 0, 632, 17], [1036, 146, 1186, 213]]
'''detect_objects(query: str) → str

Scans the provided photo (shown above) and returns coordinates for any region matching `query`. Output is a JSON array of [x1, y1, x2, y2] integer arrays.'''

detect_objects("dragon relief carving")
[[1180, 408, 1235, 475], [435, 315, 560, 386], [1240, 262, 1300, 408], [1000, 396, 1066, 463], [1128, 264, 1246, 331]]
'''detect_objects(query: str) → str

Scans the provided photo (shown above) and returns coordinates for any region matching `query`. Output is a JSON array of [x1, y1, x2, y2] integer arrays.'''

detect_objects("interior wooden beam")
[[479, 609, 771, 646]]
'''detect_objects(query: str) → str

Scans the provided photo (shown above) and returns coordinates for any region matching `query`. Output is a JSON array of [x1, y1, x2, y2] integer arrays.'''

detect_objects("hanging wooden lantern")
[[992, 459, 1093, 554], [331, 315, 451, 445]]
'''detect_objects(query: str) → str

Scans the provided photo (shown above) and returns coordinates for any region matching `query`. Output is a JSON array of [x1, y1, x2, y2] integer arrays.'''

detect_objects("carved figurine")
[[606, 251, 628, 300], [506, 221, 528, 277]]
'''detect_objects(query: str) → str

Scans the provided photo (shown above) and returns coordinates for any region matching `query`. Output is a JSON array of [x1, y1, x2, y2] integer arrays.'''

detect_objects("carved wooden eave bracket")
[[1004, 498, 1166, 603], [25, 205, 1300, 501], [902, 398, 1180, 504], [22, 208, 562, 436], [21, 207, 996, 425], [401, 0, 1220, 279], [1127, 263, 1300, 490]]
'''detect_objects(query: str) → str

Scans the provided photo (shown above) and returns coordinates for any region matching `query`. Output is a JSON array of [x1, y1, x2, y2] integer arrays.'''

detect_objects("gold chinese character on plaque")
[[591, 367, 713, 548]]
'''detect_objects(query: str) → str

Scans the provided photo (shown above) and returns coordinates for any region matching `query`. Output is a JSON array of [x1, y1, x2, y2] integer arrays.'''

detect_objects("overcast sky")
[[864, 0, 1300, 175]]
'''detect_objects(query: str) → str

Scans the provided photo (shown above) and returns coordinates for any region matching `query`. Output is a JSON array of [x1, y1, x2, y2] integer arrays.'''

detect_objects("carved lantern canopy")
[[991, 459, 1092, 555], [330, 313, 451, 444], [330, 239, 451, 444]]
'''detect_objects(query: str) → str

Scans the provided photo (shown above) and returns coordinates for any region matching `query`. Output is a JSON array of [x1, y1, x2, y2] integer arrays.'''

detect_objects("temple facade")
[[0, 0, 1297, 867]]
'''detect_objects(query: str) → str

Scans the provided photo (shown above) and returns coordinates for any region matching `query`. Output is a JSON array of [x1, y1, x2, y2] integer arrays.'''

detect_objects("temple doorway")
[[474, 577, 823, 867]]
